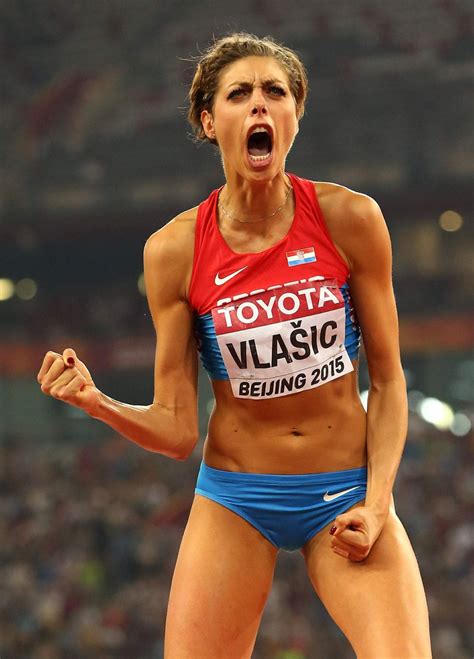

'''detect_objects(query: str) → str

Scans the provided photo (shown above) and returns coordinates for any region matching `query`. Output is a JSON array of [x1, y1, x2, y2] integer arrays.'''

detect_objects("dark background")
[[0, 1, 472, 658]]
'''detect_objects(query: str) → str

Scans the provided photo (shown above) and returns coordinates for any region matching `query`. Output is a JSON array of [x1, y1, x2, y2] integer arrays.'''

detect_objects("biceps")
[[152, 300, 198, 406]]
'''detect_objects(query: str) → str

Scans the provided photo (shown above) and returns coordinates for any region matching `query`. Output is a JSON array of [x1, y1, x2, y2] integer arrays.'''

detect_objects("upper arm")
[[143, 218, 198, 414], [337, 193, 404, 385]]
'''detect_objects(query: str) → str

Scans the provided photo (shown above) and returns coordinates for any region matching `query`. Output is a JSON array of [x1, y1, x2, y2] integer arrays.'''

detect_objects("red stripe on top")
[[188, 174, 349, 316], [212, 280, 344, 335]]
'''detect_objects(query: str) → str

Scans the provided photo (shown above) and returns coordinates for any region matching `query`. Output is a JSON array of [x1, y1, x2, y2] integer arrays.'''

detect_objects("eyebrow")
[[225, 77, 287, 89]]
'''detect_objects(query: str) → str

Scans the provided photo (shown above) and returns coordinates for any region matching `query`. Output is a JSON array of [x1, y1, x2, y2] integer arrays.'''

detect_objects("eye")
[[268, 85, 286, 96], [227, 87, 247, 100]]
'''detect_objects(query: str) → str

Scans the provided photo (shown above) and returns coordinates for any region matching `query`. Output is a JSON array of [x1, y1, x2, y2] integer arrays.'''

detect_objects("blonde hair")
[[188, 33, 308, 145]]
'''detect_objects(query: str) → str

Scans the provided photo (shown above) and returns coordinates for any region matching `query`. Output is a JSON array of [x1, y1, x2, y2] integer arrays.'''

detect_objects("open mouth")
[[247, 126, 273, 162]]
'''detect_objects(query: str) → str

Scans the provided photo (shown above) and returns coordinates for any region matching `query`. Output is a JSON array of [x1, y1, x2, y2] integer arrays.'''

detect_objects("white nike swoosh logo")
[[323, 486, 361, 502], [214, 266, 248, 286]]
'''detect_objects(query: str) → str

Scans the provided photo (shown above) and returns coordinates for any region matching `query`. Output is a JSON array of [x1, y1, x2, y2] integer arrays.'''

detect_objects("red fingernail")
[[329, 526, 337, 535], [67, 357, 75, 366]]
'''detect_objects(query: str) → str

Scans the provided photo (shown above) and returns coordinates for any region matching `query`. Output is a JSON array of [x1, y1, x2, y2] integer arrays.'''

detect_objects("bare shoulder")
[[314, 181, 382, 228], [144, 206, 198, 259], [144, 206, 199, 300], [312, 181, 388, 269]]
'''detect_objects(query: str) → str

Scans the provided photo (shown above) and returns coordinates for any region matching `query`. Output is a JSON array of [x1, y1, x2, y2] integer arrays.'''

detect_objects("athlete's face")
[[201, 56, 299, 181]]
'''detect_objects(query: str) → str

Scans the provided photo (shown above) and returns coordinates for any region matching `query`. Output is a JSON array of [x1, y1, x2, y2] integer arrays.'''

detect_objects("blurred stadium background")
[[0, 1, 472, 658]]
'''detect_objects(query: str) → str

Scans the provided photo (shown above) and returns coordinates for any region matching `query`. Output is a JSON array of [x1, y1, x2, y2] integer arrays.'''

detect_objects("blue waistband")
[[198, 461, 367, 486]]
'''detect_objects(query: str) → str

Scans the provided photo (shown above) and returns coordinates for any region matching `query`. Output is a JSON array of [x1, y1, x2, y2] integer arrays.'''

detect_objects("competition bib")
[[212, 278, 353, 399]]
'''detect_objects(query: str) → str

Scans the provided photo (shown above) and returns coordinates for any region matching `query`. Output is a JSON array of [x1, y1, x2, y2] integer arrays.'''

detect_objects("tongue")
[[249, 144, 270, 156]]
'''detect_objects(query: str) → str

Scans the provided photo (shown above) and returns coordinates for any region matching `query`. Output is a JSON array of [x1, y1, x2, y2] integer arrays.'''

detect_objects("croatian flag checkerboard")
[[286, 247, 317, 267]]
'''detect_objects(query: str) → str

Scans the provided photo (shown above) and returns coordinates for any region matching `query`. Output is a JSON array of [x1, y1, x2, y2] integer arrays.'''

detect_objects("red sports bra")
[[188, 173, 360, 399]]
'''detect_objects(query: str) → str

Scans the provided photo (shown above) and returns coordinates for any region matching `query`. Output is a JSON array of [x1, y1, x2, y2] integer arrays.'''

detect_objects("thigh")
[[302, 506, 431, 659], [164, 494, 278, 659]]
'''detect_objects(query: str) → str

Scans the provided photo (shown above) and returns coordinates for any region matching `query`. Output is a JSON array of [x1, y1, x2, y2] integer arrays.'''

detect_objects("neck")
[[219, 172, 292, 224]]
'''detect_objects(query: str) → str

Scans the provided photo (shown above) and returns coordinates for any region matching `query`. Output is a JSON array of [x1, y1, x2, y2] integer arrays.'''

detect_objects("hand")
[[329, 505, 387, 562], [37, 348, 100, 416]]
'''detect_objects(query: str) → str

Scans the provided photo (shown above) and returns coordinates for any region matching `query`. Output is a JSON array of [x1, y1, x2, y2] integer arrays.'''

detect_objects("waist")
[[204, 384, 367, 474]]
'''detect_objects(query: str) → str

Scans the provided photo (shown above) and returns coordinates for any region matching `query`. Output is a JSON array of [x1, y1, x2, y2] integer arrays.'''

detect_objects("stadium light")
[[418, 397, 454, 430], [0, 278, 15, 301], [450, 413, 471, 437], [439, 210, 463, 232], [16, 278, 38, 300]]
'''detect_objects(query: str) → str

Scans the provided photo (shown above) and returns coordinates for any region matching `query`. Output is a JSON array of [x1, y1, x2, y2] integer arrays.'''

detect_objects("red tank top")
[[188, 173, 359, 399]]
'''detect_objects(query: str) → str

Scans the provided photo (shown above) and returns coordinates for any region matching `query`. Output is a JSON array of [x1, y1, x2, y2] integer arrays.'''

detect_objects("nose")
[[251, 88, 267, 116], [251, 104, 267, 116]]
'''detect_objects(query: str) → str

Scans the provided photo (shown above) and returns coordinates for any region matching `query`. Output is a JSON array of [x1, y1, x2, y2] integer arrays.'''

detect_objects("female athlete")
[[37, 33, 431, 658]]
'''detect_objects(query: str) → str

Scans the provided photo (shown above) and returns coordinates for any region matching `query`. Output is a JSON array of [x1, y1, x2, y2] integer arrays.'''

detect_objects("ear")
[[201, 109, 216, 140]]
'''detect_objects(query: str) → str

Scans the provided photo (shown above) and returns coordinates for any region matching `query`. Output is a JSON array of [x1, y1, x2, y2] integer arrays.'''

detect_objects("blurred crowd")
[[3, 284, 150, 343], [2, 0, 472, 224], [1, 409, 473, 659]]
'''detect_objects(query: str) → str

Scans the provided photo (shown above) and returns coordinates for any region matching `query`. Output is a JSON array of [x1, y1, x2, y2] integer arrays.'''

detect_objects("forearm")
[[90, 390, 198, 460], [365, 375, 408, 516]]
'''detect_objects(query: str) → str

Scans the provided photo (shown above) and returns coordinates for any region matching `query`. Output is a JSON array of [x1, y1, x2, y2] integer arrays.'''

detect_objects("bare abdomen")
[[203, 369, 367, 474]]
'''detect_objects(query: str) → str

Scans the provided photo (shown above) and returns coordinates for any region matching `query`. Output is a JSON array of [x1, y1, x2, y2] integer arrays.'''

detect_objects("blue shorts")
[[195, 462, 367, 551]]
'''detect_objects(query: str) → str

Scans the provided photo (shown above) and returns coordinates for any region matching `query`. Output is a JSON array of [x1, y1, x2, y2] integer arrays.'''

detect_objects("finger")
[[75, 362, 94, 385], [332, 546, 349, 559], [62, 347, 78, 368], [40, 356, 69, 392], [48, 368, 81, 398], [328, 518, 349, 537], [62, 349, 94, 384], [333, 527, 368, 551], [347, 551, 367, 563], [331, 541, 366, 562], [333, 549, 366, 563], [329, 509, 365, 537], [37, 351, 61, 383], [55, 374, 87, 402], [331, 538, 362, 555], [331, 535, 370, 560]]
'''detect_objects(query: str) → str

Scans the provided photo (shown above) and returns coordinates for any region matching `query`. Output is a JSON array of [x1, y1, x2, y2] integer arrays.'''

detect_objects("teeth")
[[250, 126, 269, 136], [249, 153, 271, 161]]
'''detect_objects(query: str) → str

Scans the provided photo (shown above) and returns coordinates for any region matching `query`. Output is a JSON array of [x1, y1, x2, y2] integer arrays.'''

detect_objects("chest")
[[217, 211, 294, 255]]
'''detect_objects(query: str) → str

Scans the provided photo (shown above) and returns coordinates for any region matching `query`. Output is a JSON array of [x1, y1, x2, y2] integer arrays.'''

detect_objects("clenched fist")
[[37, 348, 100, 416]]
